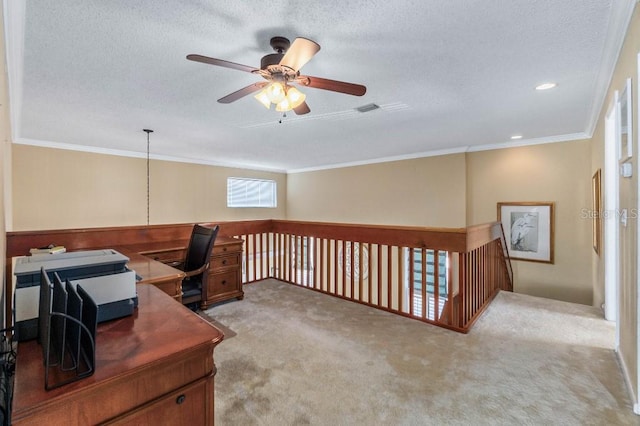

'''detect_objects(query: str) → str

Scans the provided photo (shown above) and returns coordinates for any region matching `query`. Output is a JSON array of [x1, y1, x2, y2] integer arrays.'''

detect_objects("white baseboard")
[[616, 348, 640, 415]]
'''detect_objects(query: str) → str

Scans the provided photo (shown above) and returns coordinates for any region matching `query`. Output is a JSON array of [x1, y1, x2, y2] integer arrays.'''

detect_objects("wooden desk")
[[5, 222, 256, 328], [135, 236, 244, 309], [12, 284, 224, 425], [122, 249, 186, 303]]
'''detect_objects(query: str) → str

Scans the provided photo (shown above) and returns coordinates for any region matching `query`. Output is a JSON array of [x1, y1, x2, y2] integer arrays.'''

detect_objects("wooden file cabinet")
[[201, 237, 244, 309]]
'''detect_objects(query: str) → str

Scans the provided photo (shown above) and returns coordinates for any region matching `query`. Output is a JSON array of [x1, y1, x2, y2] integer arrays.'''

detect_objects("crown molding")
[[286, 146, 469, 174], [584, 0, 637, 137], [14, 138, 287, 173], [465, 132, 590, 153], [287, 133, 589, 174]]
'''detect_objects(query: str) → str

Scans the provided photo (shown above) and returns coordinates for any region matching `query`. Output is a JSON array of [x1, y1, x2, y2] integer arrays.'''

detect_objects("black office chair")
[[178, 224, 219, 310]]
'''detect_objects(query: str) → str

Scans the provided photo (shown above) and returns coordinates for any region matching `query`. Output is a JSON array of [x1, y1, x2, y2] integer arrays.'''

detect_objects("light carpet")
[[203, 279, 637, 425]]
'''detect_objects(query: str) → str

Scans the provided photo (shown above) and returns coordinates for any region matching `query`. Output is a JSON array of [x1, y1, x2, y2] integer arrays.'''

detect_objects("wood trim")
[[270, 220, 467, 252]]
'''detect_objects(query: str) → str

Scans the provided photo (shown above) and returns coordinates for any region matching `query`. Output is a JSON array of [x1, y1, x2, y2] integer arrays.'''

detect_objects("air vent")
[[355, 103, 380, 113]]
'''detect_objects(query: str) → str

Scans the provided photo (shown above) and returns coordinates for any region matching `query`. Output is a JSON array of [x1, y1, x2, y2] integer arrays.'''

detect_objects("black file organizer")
[[39, 269, 97, 390], [0, 327, 16, 426]]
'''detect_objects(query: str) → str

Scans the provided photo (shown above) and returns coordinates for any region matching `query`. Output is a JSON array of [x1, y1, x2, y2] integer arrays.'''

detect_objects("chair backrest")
[[184, 224, 219, 273]]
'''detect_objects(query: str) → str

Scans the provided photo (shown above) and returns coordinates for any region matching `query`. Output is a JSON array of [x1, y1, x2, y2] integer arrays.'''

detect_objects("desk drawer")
[[145, 249, 185, 264], [105, 377, 212, 425], [208, 270, 239, 295], [212, 243, 242, 256], [211, 253, 240, 269]]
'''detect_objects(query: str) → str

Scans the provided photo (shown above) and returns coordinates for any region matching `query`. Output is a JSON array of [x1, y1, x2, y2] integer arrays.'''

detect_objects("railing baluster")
[[318, 238, 323, 291], [266, 233, 270, 280], [447, 251, 454, 326], [385, 245, 393, 309], [244, 234, 250, 281], [358, 242, 363, 302], [421, 248, 426, 319], [350, 241, 355, 299], [409, 248, 415, 316], [259, 232, 264, 280], [286, 233, 291, 282], [377, 244, 382, 306], [434, 249, 440, 322], [333, 240, 339, 294], [367, 242, 372, 304], [459, 252, 465, 327], [397, 246, 403, 313], [279, 233, 283, 280]]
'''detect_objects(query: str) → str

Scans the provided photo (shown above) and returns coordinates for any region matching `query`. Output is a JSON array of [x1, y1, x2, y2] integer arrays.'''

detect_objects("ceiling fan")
[[186, 36, 366, 115]]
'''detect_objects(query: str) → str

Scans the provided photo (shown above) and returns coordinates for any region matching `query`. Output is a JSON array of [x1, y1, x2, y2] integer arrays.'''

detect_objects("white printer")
[[13, 249, 137, 341]]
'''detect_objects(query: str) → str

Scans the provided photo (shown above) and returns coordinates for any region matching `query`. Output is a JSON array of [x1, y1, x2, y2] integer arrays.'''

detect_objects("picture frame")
[[619, 78, 633, 162], [592, 169, 602, 255], [497, 202, 554, 264]]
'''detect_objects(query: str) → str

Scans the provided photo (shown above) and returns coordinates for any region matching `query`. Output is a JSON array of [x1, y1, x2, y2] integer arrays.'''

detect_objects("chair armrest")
[[183, 262, 210, 278]]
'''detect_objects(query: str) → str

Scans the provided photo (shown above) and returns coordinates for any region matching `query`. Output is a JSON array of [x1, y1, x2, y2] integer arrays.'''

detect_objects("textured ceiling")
[[4, 0, 633, 172]]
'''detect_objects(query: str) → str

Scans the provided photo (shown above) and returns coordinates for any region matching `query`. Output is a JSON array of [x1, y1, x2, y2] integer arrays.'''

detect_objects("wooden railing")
[[223, 220, 512, 333], [5, 219, 512, 333]]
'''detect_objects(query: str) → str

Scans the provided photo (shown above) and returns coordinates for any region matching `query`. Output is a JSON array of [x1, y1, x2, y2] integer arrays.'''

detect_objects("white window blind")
[[227, 177, 277, 208]]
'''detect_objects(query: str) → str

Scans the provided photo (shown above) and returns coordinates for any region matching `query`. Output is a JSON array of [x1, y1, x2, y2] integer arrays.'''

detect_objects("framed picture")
[[619, 78, 633, 162], [592, 169, 602, 255], [497, 202, 554, 264]]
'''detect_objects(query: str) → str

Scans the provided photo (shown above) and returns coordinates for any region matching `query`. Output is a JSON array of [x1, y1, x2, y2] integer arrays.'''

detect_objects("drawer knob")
[[176, 394, 186, 405], [222, 260, 227, 265], [221, 280, 227, 285]]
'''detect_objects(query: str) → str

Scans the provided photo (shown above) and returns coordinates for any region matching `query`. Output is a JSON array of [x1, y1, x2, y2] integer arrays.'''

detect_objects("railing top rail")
[[7, 219, 507, 258], [6, 219, 272, 237], [5, 220, 272, 259], [270, 220, 467, 252], [6, 219, 508, 257], [466, 222, 503, 252]]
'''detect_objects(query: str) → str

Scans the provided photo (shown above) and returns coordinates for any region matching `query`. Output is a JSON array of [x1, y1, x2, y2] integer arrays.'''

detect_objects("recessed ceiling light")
[[535, 83, 557, 91], [511, 135, 523, 140]]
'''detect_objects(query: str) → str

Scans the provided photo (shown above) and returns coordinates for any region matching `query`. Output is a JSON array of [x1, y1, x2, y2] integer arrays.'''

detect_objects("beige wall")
[[1, 6, 11, 327], [286, 154, 467, 227], [12, 145, 286, 230], [287, 143, 593, 306], [466, 141, 592, 305], [590, 3, 640, 404]]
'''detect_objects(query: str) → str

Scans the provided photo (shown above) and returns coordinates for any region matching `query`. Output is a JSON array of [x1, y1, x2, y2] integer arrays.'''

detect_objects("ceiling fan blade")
[[279, 38, 321, 72], [296, 75, 366, 96], [186, 54, 257, 73], [217, 82, 268, 104], [293, 101, 310, 115]]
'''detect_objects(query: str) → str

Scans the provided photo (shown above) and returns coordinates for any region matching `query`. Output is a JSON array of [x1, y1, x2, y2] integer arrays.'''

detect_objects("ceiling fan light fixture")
[[286, 86, 306, 109], [254, 89, 272, 109], [265, 82, 286, 103], [275, 97, 292, 112]]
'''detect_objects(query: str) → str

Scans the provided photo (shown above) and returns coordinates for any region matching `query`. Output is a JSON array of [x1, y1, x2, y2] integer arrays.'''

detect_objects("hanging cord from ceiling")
[[143, 129, 153, 226]]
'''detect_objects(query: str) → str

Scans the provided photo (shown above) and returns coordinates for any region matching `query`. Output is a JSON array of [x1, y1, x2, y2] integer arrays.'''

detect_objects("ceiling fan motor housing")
[[261, 53, 284, 70], [270, 36, 290, 53]]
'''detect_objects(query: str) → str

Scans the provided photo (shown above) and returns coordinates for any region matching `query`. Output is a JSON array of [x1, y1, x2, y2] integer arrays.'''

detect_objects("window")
[[227, 177, 277, 208], [405, 248, 448, 319]]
